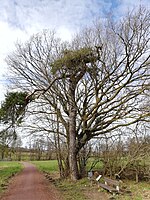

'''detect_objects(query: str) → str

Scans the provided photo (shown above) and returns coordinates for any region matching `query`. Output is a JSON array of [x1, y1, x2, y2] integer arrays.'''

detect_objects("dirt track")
[[0, 162, 62, 200]]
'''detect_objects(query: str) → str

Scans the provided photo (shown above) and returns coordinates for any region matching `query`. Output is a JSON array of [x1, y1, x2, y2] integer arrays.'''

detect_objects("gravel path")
[[0, 162, 62, 200]]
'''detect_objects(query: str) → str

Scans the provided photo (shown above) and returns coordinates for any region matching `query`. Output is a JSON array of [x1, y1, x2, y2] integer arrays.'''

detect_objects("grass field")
[[32, 159, 103, 173], [31, 160, 59, 173], [0, 161, 23, 193]]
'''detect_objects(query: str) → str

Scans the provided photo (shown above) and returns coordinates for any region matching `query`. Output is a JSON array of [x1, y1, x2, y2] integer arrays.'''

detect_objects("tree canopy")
[[0, 92, 29, 160], [5, 7, 150, 180], [0, 92, 29, 125]]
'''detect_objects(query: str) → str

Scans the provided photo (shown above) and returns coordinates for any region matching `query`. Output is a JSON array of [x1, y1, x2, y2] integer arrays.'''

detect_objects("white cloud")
[[0, 0, 104, 103], [0, 21, 29, 103], [0, 0, 149, 104]]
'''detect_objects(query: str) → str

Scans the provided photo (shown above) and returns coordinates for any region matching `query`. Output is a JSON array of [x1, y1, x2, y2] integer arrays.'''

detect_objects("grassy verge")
[[115, 180, 150, 200], [0, 161, 23, 193], [31, 160, 89, 200], [56, 178, 90, 200]]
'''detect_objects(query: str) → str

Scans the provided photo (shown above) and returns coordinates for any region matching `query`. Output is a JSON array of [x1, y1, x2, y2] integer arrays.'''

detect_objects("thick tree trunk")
[[69, 108, 79, 180], [68, 80, 79, 180]]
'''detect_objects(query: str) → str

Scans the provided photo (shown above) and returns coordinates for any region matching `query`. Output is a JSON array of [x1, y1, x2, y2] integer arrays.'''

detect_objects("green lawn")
[[31, 159, 104, 173], [31, 160, 58, 173], [0, 161, 23, 193]]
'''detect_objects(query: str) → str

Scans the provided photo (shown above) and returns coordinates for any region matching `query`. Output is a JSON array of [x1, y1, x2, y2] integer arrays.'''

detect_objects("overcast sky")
[[0, 0, 149, 103]]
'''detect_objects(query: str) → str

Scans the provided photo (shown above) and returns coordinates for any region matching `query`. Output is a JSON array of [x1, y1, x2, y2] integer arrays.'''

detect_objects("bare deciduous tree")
[[6, 7, 150, 180]]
